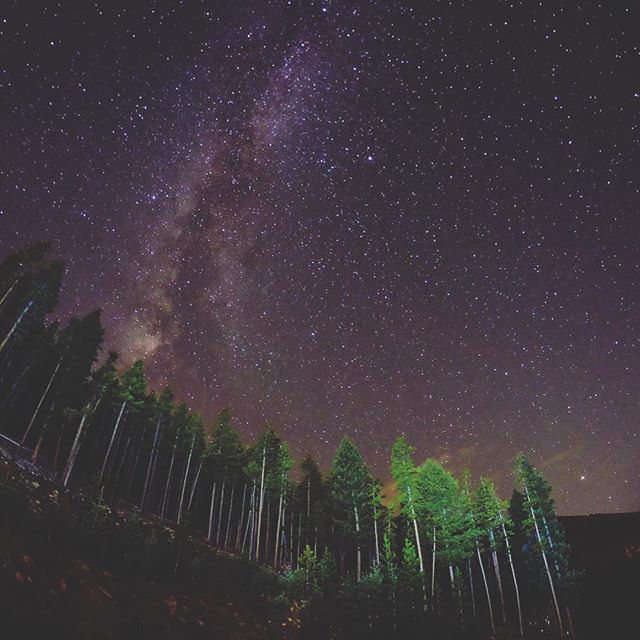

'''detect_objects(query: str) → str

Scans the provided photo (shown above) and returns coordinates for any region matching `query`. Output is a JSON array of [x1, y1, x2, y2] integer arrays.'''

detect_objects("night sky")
[[1, 1, 639, 515]]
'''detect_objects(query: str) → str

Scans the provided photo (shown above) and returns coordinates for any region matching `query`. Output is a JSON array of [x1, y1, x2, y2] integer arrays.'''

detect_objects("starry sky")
[[1, 1, 639, 515]]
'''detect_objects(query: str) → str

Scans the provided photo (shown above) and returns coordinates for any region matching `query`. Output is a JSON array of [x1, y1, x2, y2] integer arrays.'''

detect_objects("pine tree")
[[390, 436, 425, 575], [414, 459, 457, 602], [99, 359, 147, 484], [514, 454, 570, 638], [330, 436, 374, 581]]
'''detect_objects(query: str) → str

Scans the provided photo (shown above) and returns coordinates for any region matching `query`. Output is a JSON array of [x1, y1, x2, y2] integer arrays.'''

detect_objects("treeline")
[[0, 243, 578, 638]]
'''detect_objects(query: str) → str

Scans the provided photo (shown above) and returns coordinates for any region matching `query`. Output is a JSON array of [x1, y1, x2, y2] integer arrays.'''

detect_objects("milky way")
[[2, 1, 639, 514]]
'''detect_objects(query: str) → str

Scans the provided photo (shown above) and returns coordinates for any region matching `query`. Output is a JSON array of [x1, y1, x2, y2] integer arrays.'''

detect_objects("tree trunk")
[[216, 479, 226, 546], [467, 557, 477, 618], [255, 445, 267, 562], [187, 458, 203, 511], [406, 485, 425, 574], [224, 483, 235, 548], [489, 528, 507, 625], [243, 482, 257, 556], [431, 526, 437, 601], [524, 486, 564, 638], [208, 476, 218, 541], [160, 428, 180, 520], [236, 482, 247, 550], [0, 278, 18, 310], [62, 395, 102, 487], [111, 435, 132, 498], [21, 353, 64, 449], [373, 514, 380, 567], [274, 478, 285, 568], [265, 497, 271, 562], [98, 400, 127, 484], [141, 419, 162, 510], [289, 508, 294, 567], [296, 512, 302, 567], [353, 496, 361, 582], [477, 546, 496, 634], [500, 512, 523, 636], [126, 431, 144, 500], [176, 433, 195, 525], [0, 297, 35, 354]]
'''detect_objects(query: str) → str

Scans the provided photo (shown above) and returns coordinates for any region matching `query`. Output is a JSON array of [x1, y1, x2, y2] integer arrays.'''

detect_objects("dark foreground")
[[0, 452, 638, 639]]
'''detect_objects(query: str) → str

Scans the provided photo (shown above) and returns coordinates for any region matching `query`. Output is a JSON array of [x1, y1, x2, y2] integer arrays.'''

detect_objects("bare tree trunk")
[[244, 482, 257, 556], [500, 513, 523, 636], [0, 360, 31, 413], [467, 557, 477, 617], [176, 433, 195, 525], [0, 297, 34, 354], [353, 496, 361, 582], [31, 407, 55, 465], [431, 526, 437, 601], [236, 483, 247, 550], [62, 395, 102, 487], [216, 479, 226, 546], [280, 503, 287, 566], [141, 419, 162, 510], [274, 478, 284, 568], [187, 458, 203, 511], [477, 546, 496, 634], [21, 354, 64, 449], [489, 528, 507, 625], [98, 400, 126, 484], [373, 515, 380, 567], [0, 278, 18, 310], [208, 476, 218, 541], [111, 436, 132, 499], [406, 486, 425, 573], [53, 425, 64, 470], [524, 486, 564, 638], [63, 411, 88, 486], [160, 428, 180, 520], [126, 431, 144, 500], [296, 512, 302, 567], [289, 508, 294, 567], [265, 497, 272, 562], [255, 445, 267, 562], [224, 483, 235, 548]]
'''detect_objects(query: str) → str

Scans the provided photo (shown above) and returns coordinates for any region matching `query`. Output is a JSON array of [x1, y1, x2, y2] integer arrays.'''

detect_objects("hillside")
[[2, 447, 639, 639]]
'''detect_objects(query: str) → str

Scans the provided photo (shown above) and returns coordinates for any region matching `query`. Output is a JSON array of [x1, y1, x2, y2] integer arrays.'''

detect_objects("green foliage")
[[118, 358, 147, 409], [330, 436, 374, 545]]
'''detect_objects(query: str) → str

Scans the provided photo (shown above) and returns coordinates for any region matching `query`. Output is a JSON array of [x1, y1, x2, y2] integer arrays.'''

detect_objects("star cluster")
[[1, 1, 639, 514]]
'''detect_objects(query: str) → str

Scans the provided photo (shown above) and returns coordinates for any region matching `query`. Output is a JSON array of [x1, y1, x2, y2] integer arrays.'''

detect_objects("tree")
[[273, 441, 293, 567], [330, 436, 374, 581], [61, 350, 118, 487], [514, 454, 570, 638], [414, 459, 457, 602], [475, 475, 523, 633], [140, 386, 174, 511], [295, 453, 324, 554], [390, 436, 425, 576], [99, 359, 147, 484], [27, 310, 105, 466], [206, 408, 245, 546], [176, 410, 205, 524], [0, 259, 63, 355]]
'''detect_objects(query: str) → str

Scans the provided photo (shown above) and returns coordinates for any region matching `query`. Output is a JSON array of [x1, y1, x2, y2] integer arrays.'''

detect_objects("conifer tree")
[[514, 454, 570, 638], [330, 436, 374, 581], [99, 359, 147, 484]]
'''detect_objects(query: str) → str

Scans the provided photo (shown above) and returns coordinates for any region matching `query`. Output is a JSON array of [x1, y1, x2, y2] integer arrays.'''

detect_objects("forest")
[[0, 242, 582, 639]]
